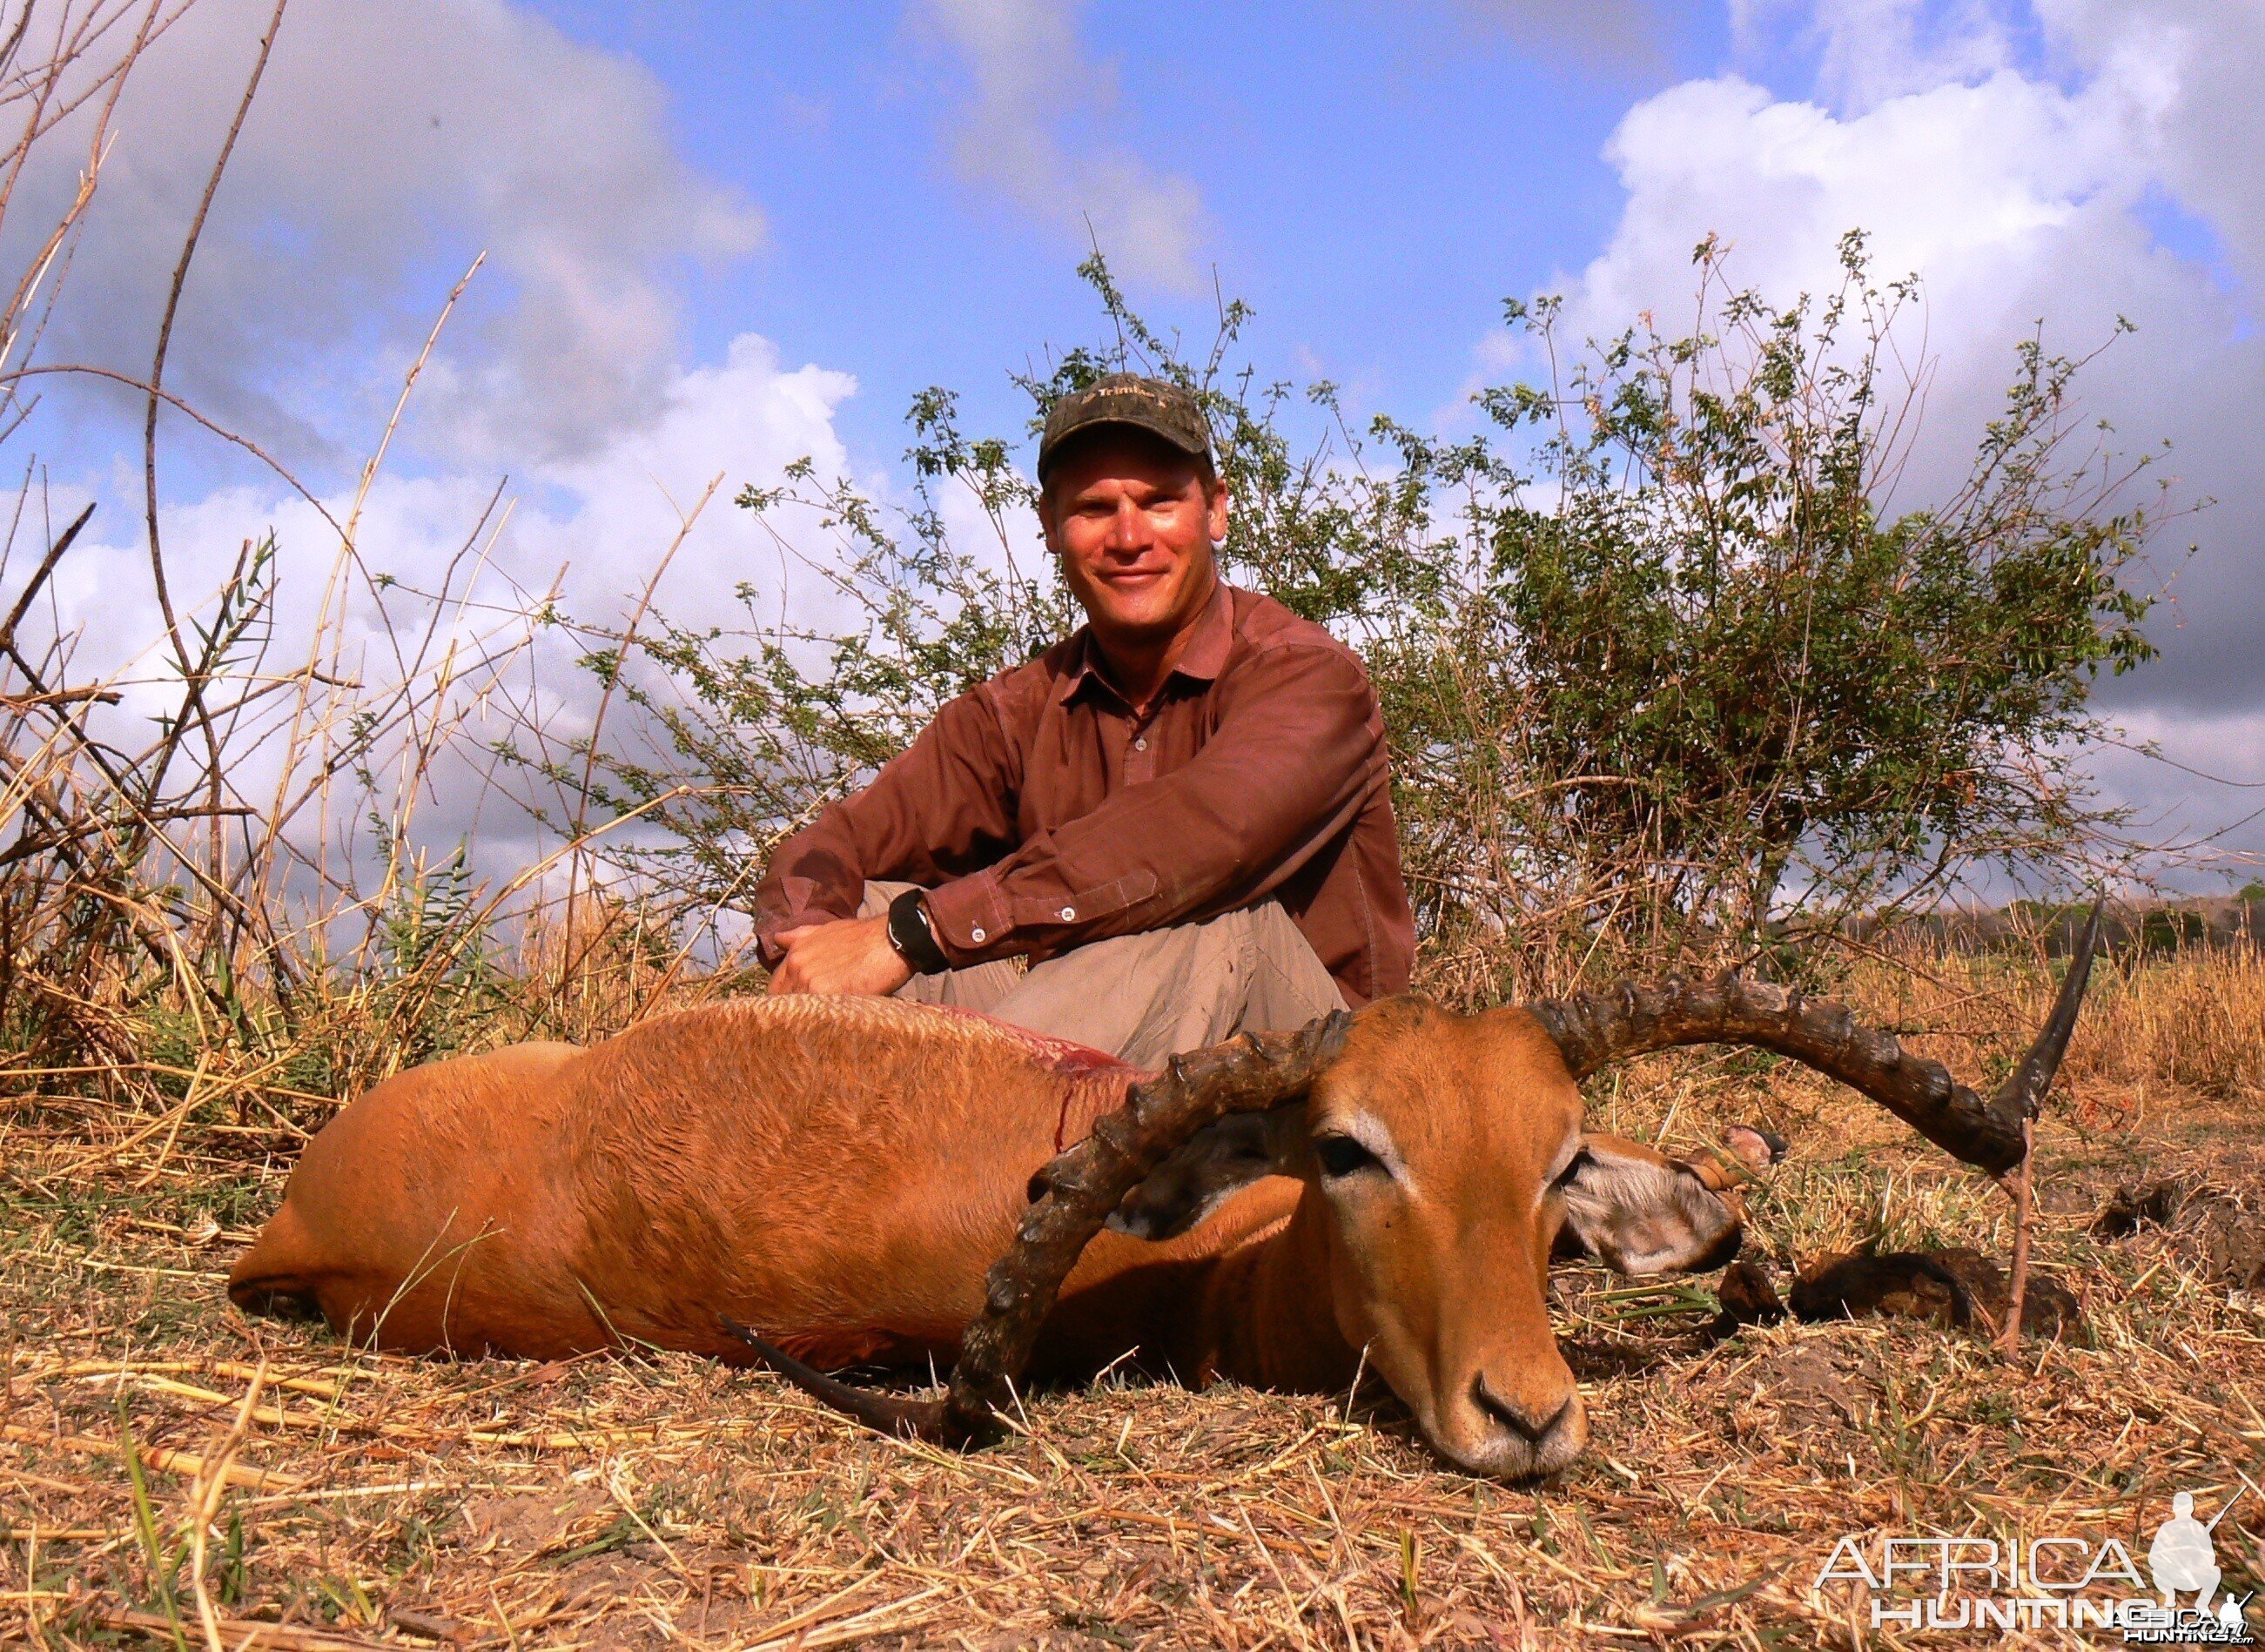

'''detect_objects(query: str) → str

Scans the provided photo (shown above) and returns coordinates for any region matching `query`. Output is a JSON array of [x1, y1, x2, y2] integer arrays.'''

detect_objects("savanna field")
[[5, 933, 2262, 1650]]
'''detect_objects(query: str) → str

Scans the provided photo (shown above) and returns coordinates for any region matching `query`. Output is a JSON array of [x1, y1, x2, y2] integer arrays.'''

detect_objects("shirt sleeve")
[[921, 643, 1384, 965], [750, 687, 1023, 964]]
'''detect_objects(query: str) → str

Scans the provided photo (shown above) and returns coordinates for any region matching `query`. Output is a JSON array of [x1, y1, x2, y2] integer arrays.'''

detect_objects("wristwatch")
[[885, 889, 952, 976]]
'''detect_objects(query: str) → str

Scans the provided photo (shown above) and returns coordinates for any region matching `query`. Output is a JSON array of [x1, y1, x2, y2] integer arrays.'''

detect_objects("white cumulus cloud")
[[9, 0, 763, 475], [3, 0, 866, 874], [915, 0, 1209, 292], [37, 330, 864, 872]]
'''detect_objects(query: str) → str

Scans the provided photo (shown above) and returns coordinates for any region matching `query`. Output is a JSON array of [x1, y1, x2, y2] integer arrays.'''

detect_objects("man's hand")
[[767, 915, 915, 998]]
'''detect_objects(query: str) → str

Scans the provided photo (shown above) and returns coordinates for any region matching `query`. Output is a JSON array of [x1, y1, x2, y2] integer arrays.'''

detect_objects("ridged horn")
[[1525, 899, 2105, 1177], [724, 1009, 1354, 1445]]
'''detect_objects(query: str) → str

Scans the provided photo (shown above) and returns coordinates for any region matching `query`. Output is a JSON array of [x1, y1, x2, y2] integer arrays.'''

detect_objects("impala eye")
[[1314, 1133, 1381, 1179]]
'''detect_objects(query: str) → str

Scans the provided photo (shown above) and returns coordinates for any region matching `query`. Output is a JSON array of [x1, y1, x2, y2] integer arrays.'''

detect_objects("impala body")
[[232, 992, 1755, 1477], [234, 914, 2097, 1482]]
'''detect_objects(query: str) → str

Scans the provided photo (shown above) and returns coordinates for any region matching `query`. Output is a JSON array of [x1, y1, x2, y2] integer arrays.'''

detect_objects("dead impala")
[[230, 923, 2096, 1480]]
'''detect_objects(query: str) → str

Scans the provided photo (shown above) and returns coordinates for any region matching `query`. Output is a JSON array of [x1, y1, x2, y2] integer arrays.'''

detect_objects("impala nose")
[[1473, 1374, 1576, 1449]]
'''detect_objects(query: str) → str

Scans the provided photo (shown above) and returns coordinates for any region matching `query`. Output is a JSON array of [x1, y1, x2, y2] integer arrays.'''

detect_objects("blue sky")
[[10, 0, 2263, 883], [515, 1, 1729, 460]]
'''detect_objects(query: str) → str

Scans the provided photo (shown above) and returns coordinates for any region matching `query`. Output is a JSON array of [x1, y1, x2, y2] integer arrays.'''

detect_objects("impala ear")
[[1107, 1100, 1309, 1240], [1555, 1134, 1749, 1275]]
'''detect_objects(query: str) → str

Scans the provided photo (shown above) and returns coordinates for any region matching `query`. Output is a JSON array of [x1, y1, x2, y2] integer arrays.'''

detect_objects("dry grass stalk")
[[1996, 1117, 2036, 1358], [183, 1359, 265, 1651]]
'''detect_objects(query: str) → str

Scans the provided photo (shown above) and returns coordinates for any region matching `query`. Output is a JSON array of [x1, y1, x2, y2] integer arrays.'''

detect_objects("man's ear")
[[1108, 1100, 1307, 1240], [1554, 1134, 1748, 1275]]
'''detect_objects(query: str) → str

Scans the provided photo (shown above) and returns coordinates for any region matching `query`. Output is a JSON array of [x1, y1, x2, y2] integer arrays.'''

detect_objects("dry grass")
[[3, 947, 2262, 1649], [2073, 945, 2265, 1100]]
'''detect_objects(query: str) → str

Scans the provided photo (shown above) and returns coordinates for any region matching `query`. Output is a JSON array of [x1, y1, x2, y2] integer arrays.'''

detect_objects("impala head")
[[1287, 1000, 1596, 1476], [1109, 998, 1771, 1476], [732, 903, 2104, 1481]]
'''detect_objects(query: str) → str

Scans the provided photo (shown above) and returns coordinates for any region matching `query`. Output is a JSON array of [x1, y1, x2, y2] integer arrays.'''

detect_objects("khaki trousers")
[[857, 883, 1348, 1071]]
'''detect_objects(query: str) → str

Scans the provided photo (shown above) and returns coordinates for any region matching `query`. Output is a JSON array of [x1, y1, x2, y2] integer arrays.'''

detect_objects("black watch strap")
[[885, 889, 952, 976]]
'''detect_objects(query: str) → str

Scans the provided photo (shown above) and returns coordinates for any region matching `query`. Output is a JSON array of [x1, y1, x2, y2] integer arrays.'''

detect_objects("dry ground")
[[4, 953, 2263, 1649]]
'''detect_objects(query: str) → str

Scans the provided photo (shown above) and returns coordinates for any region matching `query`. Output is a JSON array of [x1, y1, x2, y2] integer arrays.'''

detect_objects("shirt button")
[[1132, 736, 1147, 751], [971, 927, 986, 944], [1059, 906, 1076, 921]]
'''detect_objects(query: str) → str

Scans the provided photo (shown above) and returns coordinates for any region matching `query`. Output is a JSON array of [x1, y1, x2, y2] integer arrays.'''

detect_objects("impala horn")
[[723, 1010, 1354, 1445], [1525, 899, 2106, 1177]]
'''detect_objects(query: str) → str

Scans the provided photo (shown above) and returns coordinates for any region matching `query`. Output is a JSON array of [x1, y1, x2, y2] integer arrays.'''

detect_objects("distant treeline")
[[1884, 896, 2265, 957]]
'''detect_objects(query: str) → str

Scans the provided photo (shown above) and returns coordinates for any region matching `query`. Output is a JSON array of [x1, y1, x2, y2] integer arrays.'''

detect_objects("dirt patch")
[[459, 1486, 609, 1555], [2201, 1205, 2265, 1290], [1746, 1339, 1867, 1427]]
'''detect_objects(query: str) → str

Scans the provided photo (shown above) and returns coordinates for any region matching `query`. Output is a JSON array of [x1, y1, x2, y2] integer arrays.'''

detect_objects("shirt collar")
[[1057, 580, 1235, 706], [1174, 579, 1235, 681]]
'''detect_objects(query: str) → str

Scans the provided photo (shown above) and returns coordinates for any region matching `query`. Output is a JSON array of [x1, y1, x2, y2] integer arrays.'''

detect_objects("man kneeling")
[[752, 373, 1412, 1068]]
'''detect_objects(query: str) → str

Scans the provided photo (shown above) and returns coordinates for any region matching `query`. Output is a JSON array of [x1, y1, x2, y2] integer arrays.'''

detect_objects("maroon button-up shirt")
[[752, 582, 1414, 1005]]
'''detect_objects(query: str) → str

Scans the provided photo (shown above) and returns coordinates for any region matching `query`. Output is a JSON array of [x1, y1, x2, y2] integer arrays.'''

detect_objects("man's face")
[[1042, 429, 1227, 641]]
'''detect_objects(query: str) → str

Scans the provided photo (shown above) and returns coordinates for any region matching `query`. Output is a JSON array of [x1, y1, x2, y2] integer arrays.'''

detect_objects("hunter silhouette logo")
[[2144, 1482, 2255, 1640], [2150, 1493, 2225, 1609]]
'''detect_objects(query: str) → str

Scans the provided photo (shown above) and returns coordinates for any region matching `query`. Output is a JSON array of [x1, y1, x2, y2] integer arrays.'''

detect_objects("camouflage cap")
[[1036, 372, 1213, 481]]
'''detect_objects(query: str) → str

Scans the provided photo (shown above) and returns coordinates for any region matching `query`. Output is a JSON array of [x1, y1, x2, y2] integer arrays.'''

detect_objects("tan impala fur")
[[232, 993, 1758, 1477]]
